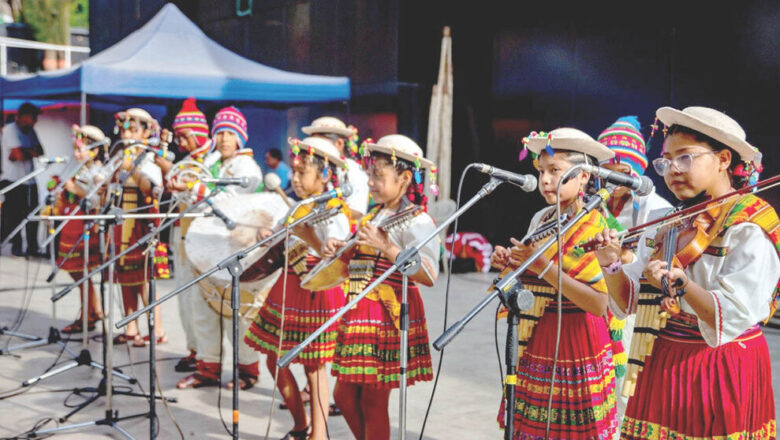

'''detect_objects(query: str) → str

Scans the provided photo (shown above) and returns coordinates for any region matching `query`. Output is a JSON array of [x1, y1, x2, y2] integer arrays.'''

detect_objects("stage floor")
[[0, 255, 778, 439]]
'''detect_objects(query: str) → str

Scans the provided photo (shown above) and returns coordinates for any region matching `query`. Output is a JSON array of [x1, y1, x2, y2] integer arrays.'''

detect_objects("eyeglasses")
[[652, 152, 715, 176]]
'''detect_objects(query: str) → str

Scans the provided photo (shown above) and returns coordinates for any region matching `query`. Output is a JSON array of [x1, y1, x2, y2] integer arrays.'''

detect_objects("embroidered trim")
[[703, 245, 729, 257]]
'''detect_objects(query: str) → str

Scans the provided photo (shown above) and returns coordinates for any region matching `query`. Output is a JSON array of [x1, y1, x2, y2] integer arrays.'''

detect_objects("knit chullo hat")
[[597, 116, 647, 176], [172, 97, 210, 146], [212, 106, 249, 148]]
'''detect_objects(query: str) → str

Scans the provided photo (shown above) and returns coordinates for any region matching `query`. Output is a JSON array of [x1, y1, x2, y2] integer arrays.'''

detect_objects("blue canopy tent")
[[1, 3, 350, 106], [0, 4, 350, 155]]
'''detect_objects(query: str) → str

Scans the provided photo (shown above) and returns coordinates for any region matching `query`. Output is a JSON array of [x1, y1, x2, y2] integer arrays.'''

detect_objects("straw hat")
[[361, 134, 435, 169], [115, 107, 159, 132], [656, 106, 758, 163], [524, 127, 614, 163], [73, 124, 106, 142], [288, 136, 346, 168], [302, 116, 356, 138]]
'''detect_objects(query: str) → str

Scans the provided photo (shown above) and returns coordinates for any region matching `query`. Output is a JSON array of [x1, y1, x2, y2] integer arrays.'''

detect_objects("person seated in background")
[[264, 147, 292, 190]]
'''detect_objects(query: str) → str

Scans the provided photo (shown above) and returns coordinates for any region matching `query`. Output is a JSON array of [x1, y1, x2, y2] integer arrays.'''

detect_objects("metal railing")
[[0, 36, 90, 75]]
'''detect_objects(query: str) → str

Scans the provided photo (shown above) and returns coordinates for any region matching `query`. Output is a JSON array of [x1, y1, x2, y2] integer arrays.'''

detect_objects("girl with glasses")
[[593, 106, 779, 440]]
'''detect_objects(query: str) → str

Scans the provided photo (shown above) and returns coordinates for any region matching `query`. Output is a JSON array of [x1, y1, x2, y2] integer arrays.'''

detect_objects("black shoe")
[[11, 248, 24, 257]]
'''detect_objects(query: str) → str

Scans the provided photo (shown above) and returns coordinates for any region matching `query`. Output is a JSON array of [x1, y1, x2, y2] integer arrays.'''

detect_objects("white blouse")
[[202, 152, 263, 200], [340, 158, 369, 215], [611, 221, 780, 347], [372, 208, 440, 282]]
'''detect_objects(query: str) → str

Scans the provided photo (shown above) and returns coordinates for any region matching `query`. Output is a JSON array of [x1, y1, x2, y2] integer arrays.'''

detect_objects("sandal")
[[175, 352, 198, 373], [226, 373, 258, 391], [141, 333, 168, 345], [62, 319, 96, 334], [112, 333, 139, 344], [177, 373, 220, 389], [281, 426, 309, 440]]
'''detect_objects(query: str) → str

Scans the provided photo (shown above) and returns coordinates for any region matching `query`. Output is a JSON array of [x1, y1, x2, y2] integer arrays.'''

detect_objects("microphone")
[[580, 164, 654, 196], [298, 182, 353, 206], [474, 163, 537, 192], [153, 149, 176, 162], [205, 199, 236, 230], [118, 138, 161, 147], [202, 177, 250, 188], [38, 157, 69, 164]]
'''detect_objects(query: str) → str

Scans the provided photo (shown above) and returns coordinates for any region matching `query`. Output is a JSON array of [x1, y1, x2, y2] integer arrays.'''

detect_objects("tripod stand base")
[[0, 326, 62, 355], [57, 378, 177, 423], [33, 409, 147, 440], [21, 347, 137, 387]]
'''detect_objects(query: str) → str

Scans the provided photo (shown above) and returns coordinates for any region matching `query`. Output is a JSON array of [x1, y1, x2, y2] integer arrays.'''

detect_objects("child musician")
[[57, 125, 106, 334], [594, 106, 779, 440], [177, 106, 263, 390], [327, 134, 440, 440], [112, 108, 166, 346], [491, 128, 620, 439], [596, 116, 672, 432], [245, 136, 350, 440]]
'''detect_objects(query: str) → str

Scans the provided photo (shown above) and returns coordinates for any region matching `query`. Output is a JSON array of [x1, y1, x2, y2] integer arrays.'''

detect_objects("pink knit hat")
[[212, 106, 248, 147], [172, 97, 209, 146]]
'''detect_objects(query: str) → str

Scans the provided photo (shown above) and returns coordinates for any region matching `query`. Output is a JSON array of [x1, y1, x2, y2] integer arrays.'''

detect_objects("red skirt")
[[245, 270, 345, 367], [330, 283, 433, 389], [621, 325, 775, 439], [113, 217, 147, 286], [498, 304, 618, 440], [57, 204, 100, 275]]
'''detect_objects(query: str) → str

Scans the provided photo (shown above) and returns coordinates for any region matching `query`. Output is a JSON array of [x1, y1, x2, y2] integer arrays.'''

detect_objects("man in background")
[[264, 147, 292, 190], [0, 102, 44, 257]]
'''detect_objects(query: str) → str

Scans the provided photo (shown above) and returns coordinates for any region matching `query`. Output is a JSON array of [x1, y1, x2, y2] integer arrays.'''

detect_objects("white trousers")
[[190, 281, 259, 365], [172, 226, 197, 353]]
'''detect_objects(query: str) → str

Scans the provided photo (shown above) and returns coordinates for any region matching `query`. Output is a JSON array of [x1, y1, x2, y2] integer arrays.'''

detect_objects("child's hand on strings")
[[490, 245, 511, 269], [642, 260, 688, 295], [323, 238, 346, 258], [357, 223, 391, 255], [509, 237, 547, 274]]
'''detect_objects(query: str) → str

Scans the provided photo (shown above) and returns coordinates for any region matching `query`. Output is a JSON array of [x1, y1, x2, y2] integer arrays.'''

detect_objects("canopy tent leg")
[[80, 92, 86, 125]]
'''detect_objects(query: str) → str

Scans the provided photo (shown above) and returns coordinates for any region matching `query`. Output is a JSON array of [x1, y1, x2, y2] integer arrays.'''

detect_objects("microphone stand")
[[277, 177, 506, 440], [0, 159, 101, 353], [118, 200, 335, 440], [431, 189, 609, 440], [29, 194, 195, 438]]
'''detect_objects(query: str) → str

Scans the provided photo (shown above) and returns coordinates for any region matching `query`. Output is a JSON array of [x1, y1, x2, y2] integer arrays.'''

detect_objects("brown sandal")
[[177, 373, 220, 389], [226, 373, 258, 391], [62, 319, 96, 334], [112, 333, 139, 344]]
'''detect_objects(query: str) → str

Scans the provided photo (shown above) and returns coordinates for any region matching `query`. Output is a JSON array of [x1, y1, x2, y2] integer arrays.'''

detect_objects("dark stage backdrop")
[[91, 0, 780, 246]]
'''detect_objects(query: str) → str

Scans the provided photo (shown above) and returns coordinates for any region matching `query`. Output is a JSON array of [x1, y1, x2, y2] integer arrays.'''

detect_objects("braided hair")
[[293, 150, 340, 189]]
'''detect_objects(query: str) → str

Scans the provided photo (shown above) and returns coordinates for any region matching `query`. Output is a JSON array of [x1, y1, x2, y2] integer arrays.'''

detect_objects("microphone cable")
[[417, 163, 476, 439]]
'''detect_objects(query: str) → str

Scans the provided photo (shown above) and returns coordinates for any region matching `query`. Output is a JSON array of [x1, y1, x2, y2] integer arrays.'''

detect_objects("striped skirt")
[[245, 269, 345, 367], [499, 304, 618, 440], [57, 205, 100, 275], [621, 324, 775, 439], [330, 283, 433, 389]]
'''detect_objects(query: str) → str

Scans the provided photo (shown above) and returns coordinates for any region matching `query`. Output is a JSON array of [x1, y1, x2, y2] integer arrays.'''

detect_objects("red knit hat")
[[172, 97, 209, 146]]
